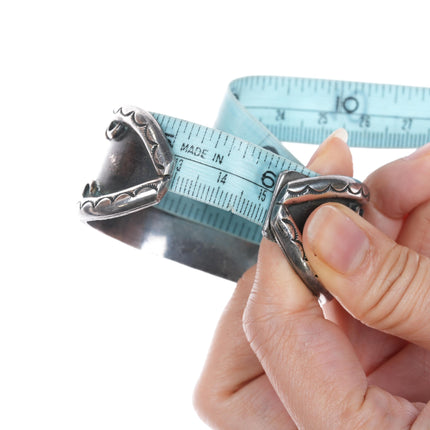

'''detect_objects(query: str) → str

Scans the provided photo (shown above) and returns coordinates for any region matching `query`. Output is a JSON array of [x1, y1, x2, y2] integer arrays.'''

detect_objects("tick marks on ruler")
[[256, 149, 262, 165], [243, 146, 248, 159], [201, 128, 208, 144], [228, 139, 236, 156]]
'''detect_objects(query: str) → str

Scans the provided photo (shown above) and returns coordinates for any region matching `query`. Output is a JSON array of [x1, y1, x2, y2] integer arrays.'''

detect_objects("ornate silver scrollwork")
[[263, 171, 370, 304], [80, 107, 174, 221]]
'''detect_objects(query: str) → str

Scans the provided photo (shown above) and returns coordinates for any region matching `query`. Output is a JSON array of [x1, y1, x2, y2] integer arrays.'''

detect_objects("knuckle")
[[193, 379, 225, 428], [192, 381, 209, 417], [242, 294, 269, 348], [243, 294, 285, 364], [242, 290, 271, 328], [354, 386, 421, 430], [358, 244, 429, 335], [242, 290, 284, 346]]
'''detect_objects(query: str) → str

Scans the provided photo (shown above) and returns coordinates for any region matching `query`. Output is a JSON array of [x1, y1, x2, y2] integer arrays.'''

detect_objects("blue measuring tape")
[[151, 76, 430, 245], [80, 76, 430, 288]]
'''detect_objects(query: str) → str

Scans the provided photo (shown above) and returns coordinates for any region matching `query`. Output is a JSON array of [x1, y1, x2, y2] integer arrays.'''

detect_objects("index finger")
[[243, 239, 421, 429], [364, 144, 430, 239]]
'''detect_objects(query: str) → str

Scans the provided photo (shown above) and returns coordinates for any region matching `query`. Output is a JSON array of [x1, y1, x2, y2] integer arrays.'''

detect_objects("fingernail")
[[308, 128, 348, 166], [306, 205, 369, 274], [406, 142, 430, 160], [330, 128, 348, 144]]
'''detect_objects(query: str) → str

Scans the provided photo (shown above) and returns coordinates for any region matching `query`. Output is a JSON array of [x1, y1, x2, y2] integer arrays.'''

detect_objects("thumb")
[[303, 203, 430, 350]]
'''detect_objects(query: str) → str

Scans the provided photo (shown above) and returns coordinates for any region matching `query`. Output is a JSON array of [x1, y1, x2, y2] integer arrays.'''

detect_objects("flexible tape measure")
[[153, 76, 430, 245], [81, 76, 430, 282]]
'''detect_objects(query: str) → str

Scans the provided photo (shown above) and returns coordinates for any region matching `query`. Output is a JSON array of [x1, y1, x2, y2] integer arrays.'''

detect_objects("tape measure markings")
[[227, 76, 430, 148], [244, 105, 430, 121], [152, 76, 430, 246], [171, 154, 272, 193], [158, 193, 263, 244]]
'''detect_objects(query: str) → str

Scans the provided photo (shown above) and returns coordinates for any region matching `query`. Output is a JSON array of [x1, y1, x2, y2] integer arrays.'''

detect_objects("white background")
[[1, 1, 429, 428]]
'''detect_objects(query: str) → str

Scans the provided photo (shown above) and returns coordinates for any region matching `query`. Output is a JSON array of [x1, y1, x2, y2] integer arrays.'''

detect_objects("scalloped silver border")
[[79, 107, 174, 221]]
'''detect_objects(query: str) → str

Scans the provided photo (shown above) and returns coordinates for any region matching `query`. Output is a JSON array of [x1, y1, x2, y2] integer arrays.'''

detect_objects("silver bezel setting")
[[263, 172, 370, 304], [80, 107, 174, 221]]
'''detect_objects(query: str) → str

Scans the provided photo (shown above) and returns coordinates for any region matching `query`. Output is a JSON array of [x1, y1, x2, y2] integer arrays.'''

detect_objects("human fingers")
[[306, 145, 430, 402], [364, 143, 430, 239], [397, 199, 430, 257], [193, 266, 261, 400], [286, 131, 404, 382], [194, 129, 353, 429], [302, 131, 407, 373], [305, 131, 354, 320], [303, 202, 430, 350], [195, 268, 299, 429], [306, 128, 353, 176], [194, 266, 293, 429], [367, 343, 430, 402], [243, 238, 421, 429]]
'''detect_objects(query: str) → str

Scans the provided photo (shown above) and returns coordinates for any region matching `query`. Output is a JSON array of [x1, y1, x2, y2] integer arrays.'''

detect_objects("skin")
[[193, 133, 430, 429]]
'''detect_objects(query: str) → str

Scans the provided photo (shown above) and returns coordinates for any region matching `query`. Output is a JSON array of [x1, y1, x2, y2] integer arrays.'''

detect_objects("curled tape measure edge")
[[79, 76, 430, 288]]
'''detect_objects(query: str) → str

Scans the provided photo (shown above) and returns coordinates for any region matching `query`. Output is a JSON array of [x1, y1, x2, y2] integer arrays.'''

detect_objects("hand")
[[193, 130, 358, 429], [193, 132, 430, 429]]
